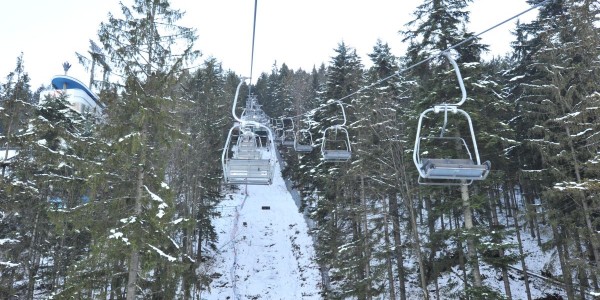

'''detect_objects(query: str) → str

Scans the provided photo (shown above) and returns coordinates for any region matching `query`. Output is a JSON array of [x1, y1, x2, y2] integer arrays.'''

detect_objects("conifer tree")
[[508, 1, 600, 297], [0, 56, 37, 299], [173, 58, 231, 295], [305, 41, 366, 299], [400, 0, 504, 298], [61, 0, 202, 298], [357, 40, 410, 300]]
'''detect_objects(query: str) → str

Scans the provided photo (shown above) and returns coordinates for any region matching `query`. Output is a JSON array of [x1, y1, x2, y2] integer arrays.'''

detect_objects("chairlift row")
[[270, 101, 352, 163], [222, 51, 491, 186], [222, 80, 275, 185]]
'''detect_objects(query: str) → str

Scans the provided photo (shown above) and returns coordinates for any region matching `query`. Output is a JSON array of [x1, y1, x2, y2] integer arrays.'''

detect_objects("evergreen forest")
[[1, 0, 599, 299]]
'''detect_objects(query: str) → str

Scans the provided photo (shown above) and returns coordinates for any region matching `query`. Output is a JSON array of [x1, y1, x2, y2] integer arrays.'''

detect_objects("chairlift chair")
[[273, 118, 284, 144], [320, 101, 352, 162], [280, 117, 295, 147], [412, 52, 491, 185], [294, 129, 314, 153], [222, 79, 275, 185], [235, 130, 261, 160], [321, 125, 352, 162]]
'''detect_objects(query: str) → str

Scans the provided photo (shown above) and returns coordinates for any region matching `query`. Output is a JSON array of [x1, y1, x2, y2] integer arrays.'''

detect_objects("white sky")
[[0, 1, 538, 88]]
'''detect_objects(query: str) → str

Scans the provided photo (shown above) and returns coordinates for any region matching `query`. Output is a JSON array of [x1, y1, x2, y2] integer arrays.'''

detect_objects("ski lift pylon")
[[412, 52, 490, 185]]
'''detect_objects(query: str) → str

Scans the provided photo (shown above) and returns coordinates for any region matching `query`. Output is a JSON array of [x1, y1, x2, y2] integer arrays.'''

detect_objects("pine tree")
[[400, 0, 506, 298], [356, 39, 412, 300], [0, 56, 37, 299], [173, 58, 231, 296], [57, 0, 202, 298], [303, 41, 368, 299], [508, 1, 600, 297]]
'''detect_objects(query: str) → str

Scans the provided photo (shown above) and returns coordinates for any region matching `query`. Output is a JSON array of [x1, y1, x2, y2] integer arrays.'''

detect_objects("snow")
[[144, 185, 168, 218], [0, 261, 19, 267], [554, 111, 581, 121], [571, 128, 592, 137], [509, 75, 525, 82], [108, 229, 130, 245], [203, 151, 322, 299], [201, 145, 595, 299], [147, 243, 177, 262], [0, 149, 18, 160], [0, 238, 19, 245]]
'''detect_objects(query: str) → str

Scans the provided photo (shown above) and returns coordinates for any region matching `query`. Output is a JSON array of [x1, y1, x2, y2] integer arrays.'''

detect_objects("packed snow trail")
[[205, 154, 322, 299]]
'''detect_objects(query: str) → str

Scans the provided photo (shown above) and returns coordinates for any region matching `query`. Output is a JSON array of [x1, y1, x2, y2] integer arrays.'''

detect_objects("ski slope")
[[205, 152, 322, 299]]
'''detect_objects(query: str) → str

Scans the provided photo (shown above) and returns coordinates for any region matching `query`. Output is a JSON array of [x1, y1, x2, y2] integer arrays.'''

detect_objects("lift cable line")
[[272, 0, 552, 121], [221, 0, 277, 185], [248, 0, 258, 95]]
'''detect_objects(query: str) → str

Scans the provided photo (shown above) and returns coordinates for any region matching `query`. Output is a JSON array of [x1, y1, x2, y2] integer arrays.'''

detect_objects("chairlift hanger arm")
[[325, 100, 348, 127], [440, 51, 467, 107], [231, 78, 249, 122]]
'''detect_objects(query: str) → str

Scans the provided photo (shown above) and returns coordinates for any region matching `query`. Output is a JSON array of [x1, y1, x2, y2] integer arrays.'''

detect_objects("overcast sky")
[[0, 0, 538, 89]]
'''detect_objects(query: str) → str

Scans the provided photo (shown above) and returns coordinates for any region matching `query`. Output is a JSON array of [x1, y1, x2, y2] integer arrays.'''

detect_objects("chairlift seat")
[[420, 158, 490, 180], [281, 130, 296, 147], [411, 52, 491, 185], [294, 144, 313, 153], [321, 122, 352, 163], [294, 129, 314, 153], [222, 80, 275, 185], [282, 140, 295, 147], [236, 149, 261, 160], [224, 159, 272, 185], [322, 150, 352, 162]]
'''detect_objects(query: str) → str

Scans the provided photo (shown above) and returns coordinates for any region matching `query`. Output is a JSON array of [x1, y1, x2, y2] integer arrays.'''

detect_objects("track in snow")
[[205, 153, 322, 299]]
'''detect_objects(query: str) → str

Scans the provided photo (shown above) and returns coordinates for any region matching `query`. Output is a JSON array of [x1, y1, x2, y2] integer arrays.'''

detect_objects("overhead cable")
[[276, 0, 552, 121], [248, 0, 258, 95]]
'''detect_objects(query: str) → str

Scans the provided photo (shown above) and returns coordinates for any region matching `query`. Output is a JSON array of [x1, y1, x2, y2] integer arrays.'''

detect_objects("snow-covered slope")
[[204, 153, 322, 299]]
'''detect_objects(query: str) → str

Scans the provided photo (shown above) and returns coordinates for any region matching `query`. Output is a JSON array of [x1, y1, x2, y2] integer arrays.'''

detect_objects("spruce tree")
[[305, 41, 366, 299], [400, 0, 506, 298], [509, 1, 600, 297], [59, 0, 202, 298]]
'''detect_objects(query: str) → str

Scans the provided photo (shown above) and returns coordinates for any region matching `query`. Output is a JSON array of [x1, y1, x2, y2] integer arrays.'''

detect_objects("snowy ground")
[[204, 144, 590, 299], [203, 151, 322, 299]]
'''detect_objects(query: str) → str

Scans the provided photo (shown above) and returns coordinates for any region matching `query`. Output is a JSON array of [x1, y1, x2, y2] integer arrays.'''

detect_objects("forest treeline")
[[1, 0, 599, 299]]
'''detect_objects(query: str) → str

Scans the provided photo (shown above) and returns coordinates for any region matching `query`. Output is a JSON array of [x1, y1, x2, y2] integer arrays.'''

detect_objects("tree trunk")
[[25, 211, 42, 300], [389, 192, 406, 300], [126, 148, 146, 300], [455, 215, 468, 293], [510, 185, 532, 300], [489, 189, 512, 299], [360, 176, 372, 300], [383, 196, 397, 299], [586, 240, 599, 289], [574, 230, 589, 300], [460, 182, 482, 287], [551, 223, 575, 300], [405, 194, 429, 300]]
